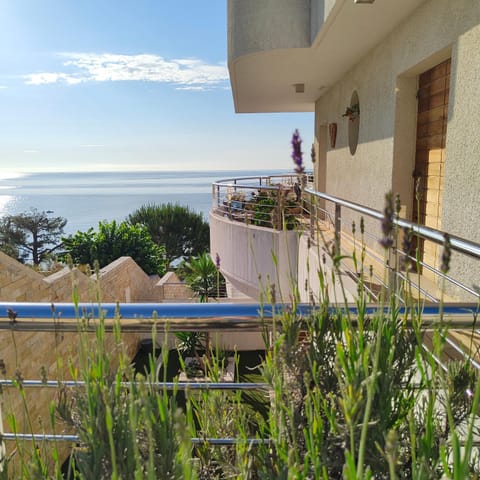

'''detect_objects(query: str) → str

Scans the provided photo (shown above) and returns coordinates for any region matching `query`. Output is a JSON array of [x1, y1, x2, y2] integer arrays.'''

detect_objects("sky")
[[0, 1, 313, 173]]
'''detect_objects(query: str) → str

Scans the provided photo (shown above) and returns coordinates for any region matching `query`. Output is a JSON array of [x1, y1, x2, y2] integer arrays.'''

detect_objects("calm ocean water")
[[0, 170, 287, 236]]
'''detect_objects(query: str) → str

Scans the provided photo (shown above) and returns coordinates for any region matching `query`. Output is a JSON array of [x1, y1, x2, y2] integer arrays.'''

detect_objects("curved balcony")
[[210, 174, 480, 304], [210, 174, 312, 300], [228, 0, 425, 113]]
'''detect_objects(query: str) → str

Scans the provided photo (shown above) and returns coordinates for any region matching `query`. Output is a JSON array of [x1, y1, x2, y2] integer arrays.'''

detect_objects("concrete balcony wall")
[[228, 0, 311, 61], [297, 233, 356, 304], [310, 0, 339, 43], [210, 213, 299, 301]]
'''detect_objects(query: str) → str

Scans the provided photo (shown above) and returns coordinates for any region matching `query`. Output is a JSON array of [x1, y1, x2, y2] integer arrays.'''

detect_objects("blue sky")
[[0, 1, 313, 173]]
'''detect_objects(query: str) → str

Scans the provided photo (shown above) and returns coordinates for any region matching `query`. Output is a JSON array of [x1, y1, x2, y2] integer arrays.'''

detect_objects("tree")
[[127, 203, 209, 266], [62, 220, 167, 276], [0, 216, 26, 261], [0, 209, 66, 265], [180, 252, 225, 302]]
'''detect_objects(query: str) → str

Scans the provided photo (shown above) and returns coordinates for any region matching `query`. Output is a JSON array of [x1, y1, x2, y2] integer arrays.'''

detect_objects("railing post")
[[309, 193, 316, 240], [334, 203, 341, 255], [0, 385, 6, 473], [274, 188, 282, 230]]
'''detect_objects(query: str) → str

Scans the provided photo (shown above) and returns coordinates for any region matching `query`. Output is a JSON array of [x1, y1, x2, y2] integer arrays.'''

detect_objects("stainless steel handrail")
[[211, 173, 312, 229], [0, 302, 478, 455], [305, 188, 480, 260], [213, 173, 311, 188], [0, 379, 269, 391], [0, 433, 270, 446], [212, 176, 480, 260], [0, 303, 478, 328]]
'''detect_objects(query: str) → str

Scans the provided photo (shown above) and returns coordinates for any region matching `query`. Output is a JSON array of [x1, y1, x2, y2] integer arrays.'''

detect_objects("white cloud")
[[175, 85, 210, 91], [24, 52, 229, 89], [0, 86, 8, 89], [25, 72, 82, 86]]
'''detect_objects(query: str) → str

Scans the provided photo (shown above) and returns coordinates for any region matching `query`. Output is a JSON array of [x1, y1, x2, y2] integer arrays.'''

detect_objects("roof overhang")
[[229, 0, 425, 113]]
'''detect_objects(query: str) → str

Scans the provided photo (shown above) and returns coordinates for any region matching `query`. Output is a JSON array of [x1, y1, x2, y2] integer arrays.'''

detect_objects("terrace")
[[0, 174, 479, 476], [210, 173, 480, 305]]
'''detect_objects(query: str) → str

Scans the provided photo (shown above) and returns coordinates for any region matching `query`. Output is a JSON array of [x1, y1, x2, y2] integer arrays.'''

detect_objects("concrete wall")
[[228, 0, 345, 59], [313, 0, 480, 294], [228, 0, 311, 60], [310, 0, 339, 43], [297, 233, 356, 304], [210, 213, 299, 302]]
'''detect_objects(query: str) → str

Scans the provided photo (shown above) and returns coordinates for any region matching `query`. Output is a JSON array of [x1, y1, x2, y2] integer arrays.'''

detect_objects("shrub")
[[62, 220, 167, 276]]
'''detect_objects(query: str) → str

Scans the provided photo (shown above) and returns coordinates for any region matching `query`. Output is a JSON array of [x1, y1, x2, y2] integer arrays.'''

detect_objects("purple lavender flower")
[[215, 253, 221, 270], [379, 191, 394, 249], [291, 129, 305, 174], [440, 234, 451, 274]]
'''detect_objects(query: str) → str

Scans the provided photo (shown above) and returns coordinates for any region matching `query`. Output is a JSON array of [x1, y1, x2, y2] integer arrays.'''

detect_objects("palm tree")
[[182, 252, 218, 302]]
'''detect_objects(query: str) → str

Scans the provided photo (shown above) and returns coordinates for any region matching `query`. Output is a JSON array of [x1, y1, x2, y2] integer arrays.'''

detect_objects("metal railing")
[[211, 173, 312, 230], [0, 303, 278, 453], [303, 187, 480, 303], [0, 302, 478, 455], [210, 174, 480, 303]]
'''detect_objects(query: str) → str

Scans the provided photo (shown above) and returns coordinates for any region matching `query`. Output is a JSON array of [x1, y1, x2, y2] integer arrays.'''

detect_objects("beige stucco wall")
[[316, 0, 473, 200], [313, 0, 480, 293], [210, 213, 299, 302], [441, 21, 480, 296]]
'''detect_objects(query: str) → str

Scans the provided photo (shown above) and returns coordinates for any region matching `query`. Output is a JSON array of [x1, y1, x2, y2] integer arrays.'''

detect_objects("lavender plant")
[[3, 187, 480, 480], [291, 129, 305, 174]]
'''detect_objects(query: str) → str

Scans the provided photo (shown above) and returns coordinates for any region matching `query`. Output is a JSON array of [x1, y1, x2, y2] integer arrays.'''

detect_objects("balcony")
[[210, 174, 313, 300], [228, 0, 425, 112], [210, 173, 480, 305]]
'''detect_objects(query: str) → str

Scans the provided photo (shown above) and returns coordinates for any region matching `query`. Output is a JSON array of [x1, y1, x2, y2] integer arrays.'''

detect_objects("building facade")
[[216, 0, 480, 301]]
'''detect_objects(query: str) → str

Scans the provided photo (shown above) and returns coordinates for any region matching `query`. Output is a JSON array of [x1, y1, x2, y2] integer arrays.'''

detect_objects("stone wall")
[[153, 271, 194, 302], [0, 327, 140, 474], [0, 252, 195, 470], [0, 253, 192, 303], [0, 252, 51, 302], [43, 266, 92, 302], [96, 256, 158, 303]]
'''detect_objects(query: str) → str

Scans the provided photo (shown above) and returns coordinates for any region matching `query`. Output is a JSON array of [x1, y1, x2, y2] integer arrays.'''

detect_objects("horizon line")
[[0, 167, 291, 176]]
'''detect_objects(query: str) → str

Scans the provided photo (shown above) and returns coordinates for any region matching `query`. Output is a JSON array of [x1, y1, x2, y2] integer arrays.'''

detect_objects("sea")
[[0, 170, 288, 236]]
